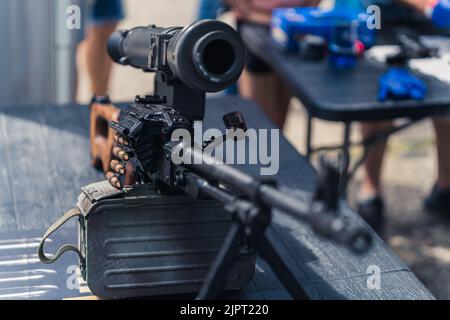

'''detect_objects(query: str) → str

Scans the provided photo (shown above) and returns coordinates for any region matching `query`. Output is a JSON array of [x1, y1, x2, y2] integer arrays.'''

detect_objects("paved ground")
[[77, 0, 450, 299]]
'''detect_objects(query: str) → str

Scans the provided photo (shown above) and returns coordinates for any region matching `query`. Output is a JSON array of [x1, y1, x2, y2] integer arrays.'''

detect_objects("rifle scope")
[[107, 20, 245, 92]]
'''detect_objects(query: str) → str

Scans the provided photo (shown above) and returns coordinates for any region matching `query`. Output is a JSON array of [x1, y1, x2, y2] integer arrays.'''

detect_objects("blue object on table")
[[378, 68, 427, 101], [271, 6, 376, 68]]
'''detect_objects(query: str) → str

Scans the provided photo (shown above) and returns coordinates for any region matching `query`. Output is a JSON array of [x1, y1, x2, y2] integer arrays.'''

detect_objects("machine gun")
[[39, 20, 371, 300], [105, 20, 372, 299]]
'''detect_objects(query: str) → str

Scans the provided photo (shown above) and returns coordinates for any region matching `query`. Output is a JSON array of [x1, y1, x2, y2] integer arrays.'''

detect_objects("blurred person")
[[79, 0, 125, 97], [357, 0, 450, 229], [197, 0, 223, 19], [226, 0, 322, 129]]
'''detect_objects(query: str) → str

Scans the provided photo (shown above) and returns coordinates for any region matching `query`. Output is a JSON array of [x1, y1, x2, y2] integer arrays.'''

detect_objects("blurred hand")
[[226, 0, 322, 25]]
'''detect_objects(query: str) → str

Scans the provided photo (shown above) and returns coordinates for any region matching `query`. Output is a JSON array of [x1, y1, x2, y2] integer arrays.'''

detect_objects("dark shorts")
[[237, 21, 273, 74], [88, 0, 125, 25], [73, 0, 125, 41]]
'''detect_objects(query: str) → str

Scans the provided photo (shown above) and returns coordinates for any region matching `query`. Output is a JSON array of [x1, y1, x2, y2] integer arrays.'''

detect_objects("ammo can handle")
[[38, 208, 85, 266]]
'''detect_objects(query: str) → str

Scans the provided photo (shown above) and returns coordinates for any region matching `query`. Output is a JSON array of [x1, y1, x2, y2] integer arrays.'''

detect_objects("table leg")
[[339, 122, 352, 197], [306, 113, 313, 159]]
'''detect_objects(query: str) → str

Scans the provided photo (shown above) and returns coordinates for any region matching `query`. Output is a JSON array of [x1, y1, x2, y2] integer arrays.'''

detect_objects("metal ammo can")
[[39, 180, 256, 299]]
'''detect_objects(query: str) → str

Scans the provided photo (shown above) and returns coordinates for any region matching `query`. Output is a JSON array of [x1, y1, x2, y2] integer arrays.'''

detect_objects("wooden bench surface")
[[0, 96, 433, 299]]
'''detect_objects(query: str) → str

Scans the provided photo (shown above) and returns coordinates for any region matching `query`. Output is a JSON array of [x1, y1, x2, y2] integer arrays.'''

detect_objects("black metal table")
[[240, 25, 450, 194], [0, 96, 433, 299]]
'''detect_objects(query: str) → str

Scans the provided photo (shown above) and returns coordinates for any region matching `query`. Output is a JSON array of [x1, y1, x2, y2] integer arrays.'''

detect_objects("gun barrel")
[[183, 146, 372, 253], [108, 20, 246, 92]]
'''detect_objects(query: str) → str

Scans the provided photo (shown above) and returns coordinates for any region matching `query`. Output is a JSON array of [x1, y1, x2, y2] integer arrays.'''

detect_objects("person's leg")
[[433, 117, 450, 189], [276, 74, 293, 128], [424, 117, 450, 214], [84, 23, 118, 96], [239, 69, 292, 128], [84, 0, 124, 96], [358, 121, 393, 232], [360, 121, 394, 197], [237, 22, 292, 129]]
